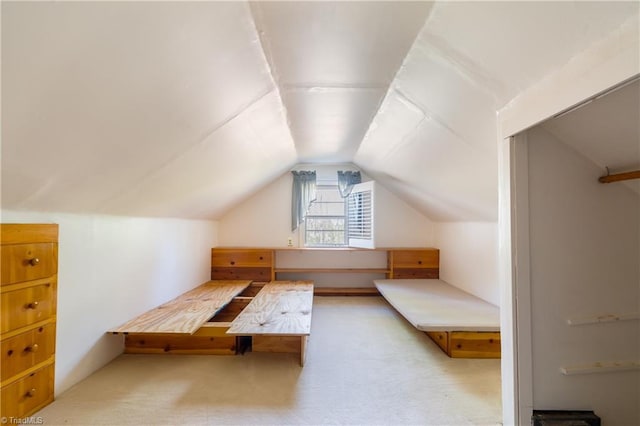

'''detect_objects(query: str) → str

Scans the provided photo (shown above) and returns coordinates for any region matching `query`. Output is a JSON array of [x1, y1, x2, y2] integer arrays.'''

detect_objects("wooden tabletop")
[[227, 281, 313, 336], [109, 280, 252, 335]]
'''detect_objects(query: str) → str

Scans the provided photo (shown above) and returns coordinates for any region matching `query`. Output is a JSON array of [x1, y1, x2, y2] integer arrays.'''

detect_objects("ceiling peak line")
[[96, 86, 278, 214]]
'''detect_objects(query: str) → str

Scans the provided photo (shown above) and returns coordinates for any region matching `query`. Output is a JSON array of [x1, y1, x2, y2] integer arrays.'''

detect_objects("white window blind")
[[347, 181, 375, 249]]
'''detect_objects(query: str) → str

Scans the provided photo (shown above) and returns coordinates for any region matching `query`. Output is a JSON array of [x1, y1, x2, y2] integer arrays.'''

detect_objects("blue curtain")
[[337, 171, 361, 198], [291, 171, 317, 231]]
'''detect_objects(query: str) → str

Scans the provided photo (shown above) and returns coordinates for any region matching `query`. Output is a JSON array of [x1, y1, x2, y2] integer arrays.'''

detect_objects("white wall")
[[434, 222, 499, 306], [0, 210, 218, 395], [218, 173, 295, 247], [218, 170, 435, 248], [526, 127, 639, 425]]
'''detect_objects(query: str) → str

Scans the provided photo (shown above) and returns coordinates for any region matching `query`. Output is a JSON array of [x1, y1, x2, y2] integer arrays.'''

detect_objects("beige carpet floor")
[[36, 297, 502, 425]]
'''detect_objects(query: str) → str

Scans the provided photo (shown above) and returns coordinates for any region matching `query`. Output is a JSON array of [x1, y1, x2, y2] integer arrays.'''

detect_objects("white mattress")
[[374, 279, 500, 332]]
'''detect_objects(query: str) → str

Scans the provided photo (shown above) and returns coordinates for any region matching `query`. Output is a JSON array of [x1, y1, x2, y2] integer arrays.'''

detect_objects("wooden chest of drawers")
[[1, 224, 58, 418]]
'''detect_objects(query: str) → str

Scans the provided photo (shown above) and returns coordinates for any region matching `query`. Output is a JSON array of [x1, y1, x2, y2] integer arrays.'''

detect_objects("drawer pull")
[[25, 388, 37, 398], [230, 261, 235, 265], [28, 257, 41, 266], [26, 301, 39, 309], [418, 260, 423, 265], [25, 343, 39, 353]]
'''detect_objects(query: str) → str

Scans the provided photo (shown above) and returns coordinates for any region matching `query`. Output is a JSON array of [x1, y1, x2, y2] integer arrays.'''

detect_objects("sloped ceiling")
[[2, 1, 638, 221], [542, 79, 640, 196]]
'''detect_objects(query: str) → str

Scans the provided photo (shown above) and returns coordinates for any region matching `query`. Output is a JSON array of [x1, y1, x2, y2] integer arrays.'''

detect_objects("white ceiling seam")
[[412, 32, 507, 106], [186, 87, 279, 161], [96, 87, 280, 214], [356, 167, 495, 222], [354, 90, 425, 166], [372, 91, 431, 162], [397, 85, 497, 158], [101, 91, 298, 218], [249, 1, 283, 86], [392, 87, 487, 154]]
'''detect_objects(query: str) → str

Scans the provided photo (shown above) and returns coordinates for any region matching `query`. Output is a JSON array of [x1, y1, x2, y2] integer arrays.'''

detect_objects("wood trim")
[[124, 333, 237, 355], [449, 331, 501, 358], [313, 287, 380, 296], [390, 268, 439, 279], [426, 331, 501, 359]]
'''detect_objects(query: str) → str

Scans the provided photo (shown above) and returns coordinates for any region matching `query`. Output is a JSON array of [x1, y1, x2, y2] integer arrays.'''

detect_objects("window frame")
[[303, 185, 348, 248]]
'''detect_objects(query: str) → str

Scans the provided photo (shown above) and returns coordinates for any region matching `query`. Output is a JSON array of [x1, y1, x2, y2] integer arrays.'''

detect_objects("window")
[[304, 185, 347, 247]]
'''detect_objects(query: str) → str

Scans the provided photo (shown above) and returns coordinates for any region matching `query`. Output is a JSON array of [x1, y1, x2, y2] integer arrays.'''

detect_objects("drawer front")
[[1, 282, 55, 334], [211, 249, 273, 267], [1, 243, 57, 286], [1, 363, 54, 418], [1, 323, 56, 383], [211, 267, 272, 282], [391, 250, 439, 268]]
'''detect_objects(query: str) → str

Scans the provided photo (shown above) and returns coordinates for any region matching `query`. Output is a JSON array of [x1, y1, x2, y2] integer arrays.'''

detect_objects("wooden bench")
[[374, 279, 501, 359], [109, 280, 314, 365]]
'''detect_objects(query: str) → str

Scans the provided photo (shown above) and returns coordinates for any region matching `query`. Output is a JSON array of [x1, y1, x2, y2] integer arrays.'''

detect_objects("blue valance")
[[337, 171, 361, 198]]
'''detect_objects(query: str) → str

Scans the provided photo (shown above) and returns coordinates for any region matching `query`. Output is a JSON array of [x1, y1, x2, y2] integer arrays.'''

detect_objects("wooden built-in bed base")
[[109, 280, 314, 366], [374, 279, 501, 359]]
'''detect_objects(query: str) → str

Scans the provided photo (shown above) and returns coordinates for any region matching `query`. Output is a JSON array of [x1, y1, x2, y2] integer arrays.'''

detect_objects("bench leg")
[[300, 336, 308, 367]]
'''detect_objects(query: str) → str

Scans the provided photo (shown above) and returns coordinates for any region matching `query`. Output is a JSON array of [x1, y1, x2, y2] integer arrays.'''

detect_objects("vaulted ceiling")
[[2, 1, 638, 221]]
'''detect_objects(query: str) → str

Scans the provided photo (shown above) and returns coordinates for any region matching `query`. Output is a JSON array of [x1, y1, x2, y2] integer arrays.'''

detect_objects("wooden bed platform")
[[109, 280, 314, 366], [374, 279, 501, 358]]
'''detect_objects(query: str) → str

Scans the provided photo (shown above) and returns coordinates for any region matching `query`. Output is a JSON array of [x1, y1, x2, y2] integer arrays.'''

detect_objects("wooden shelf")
[[314, 287, 380, 296], [275, 268, 390, 274]]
